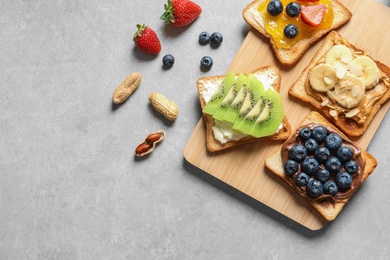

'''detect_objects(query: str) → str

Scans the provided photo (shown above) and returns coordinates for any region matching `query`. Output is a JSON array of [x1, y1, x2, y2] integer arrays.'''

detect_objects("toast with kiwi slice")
[[265, 111, 377, 221], [242, 0, 352, 66], [197, 66, 292, 152], [289, 31, 390, 137]]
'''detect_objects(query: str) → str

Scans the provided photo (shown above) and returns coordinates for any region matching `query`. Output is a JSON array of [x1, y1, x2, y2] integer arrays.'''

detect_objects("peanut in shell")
[[112, 72, 142, 104], [148, 92, 179, 121]]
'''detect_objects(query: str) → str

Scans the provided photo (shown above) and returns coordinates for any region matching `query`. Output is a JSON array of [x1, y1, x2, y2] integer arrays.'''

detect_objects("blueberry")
[[299, 127, 312, 140], [210, 32, 223, 46], [295, 172, 310, 186], [200, 56, 213, 69], [315, 169, 330, 183], [267, 0, 283, 16], [325, 157, 342, 174], [284, 159, 300, 176], [199, 31, 210, 45], [312, 126, 328, 143], [301, 157, 319, 175], [288, 144, 307, 162], [323, 180, 339, 196], [162, 54, 175, 68], [314, 146, 331, 163], [335, 172, 353, 189], [325, 133, 342, 151], [344, 160, 359, 175], [336, 146, 353, 163], [304, 138, 318, 154], [286, 2, 301, 17], [284, 24, 299, 39], [306, 179, 324, 198]]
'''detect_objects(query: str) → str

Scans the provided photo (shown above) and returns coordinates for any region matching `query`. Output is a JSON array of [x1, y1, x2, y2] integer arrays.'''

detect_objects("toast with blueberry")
[[242, 0, 352, 66], [289, 31, 390, 137], [265, 111, 377, 221], [197, 66, 292, 152]]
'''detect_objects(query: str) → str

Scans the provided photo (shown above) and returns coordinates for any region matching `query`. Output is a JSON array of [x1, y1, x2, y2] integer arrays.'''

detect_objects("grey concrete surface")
[[1, 1, 390, 259]]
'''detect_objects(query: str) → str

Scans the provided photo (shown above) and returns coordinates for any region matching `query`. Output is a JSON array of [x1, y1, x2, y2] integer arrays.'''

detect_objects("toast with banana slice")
[[197, 66, 292, 152], [265, 111, 377, 221], [289, 31, 390, 137], [242, 0, 352, 66]]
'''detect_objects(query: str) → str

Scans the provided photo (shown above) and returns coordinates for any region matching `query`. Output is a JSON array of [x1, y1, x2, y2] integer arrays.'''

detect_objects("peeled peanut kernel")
[[112, 72, 142, 104], [135, 143, 152, 156], [149, 92, 179, 121], [134, 130, 165, 157]]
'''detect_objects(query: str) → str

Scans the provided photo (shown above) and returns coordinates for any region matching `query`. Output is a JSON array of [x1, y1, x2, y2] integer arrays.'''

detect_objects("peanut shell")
[[112, 72, 142, 104], [148, 92, 179, 121]]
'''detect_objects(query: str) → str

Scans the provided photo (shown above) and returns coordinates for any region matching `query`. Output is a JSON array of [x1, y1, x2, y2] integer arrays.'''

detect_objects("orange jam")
[[258, 0, 334, 49]]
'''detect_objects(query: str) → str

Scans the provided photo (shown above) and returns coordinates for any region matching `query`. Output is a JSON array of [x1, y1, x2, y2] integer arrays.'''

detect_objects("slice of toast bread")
[[242, 0, 352, 66], [289, 30, 390, 137], [265, 111, 377, 221], [197, 66, 292, 152]]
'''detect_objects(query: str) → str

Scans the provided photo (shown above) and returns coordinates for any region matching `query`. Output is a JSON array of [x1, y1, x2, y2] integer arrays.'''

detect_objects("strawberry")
[[300, 4, 326, 27], [133, 24, 161, 55], [160, 0, 202, 27]]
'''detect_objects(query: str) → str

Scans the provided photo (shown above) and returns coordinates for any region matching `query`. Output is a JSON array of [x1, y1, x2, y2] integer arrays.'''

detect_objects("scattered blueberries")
[[267, 0, 283, 16], [210, 32, 223, 46], [286, 2, 301, 17], [284, 159, 299, 176], [199, 31, 210, 45], [200, 56, 213, 69], [284, 24, 299, 39], [162, 54, 175, 68], [284, 126, 361, 198], [295, 172, 310, 186]]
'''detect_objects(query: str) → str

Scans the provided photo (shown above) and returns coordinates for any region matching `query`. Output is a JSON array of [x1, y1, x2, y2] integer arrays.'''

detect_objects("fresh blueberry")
[[344, 160, 359, 175], [325, 133, 342, 151], [284, 24, 299, 39], [301, 157, 319, 175], [335, 172, 353, 189], [295, 172, 310, 186], [323, 180, 339, 196], [162, 54, 175, 68], [306, 179, 324, 198], [312, 126, 328, 142], [315, 169, 330, 183], [325, 157, 342, 174], [314, 146, 331, 163], [288, 144, 307, 162], [199, 31, 210, 45], [286, 2, 301, 17], [304, 138, 318, 154], [299, 127, 312, 140], [284, 159, 299, 176], [336, 146, 353, 163], [267, 0, 283, 16], [200, 56, 213, 69], [210, 32, 223, 46]]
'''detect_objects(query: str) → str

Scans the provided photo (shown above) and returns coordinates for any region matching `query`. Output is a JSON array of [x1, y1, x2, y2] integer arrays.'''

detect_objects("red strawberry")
[[160, 0, 202, 27], [300, 4, 326, 27], [133, 24, 161, 55]]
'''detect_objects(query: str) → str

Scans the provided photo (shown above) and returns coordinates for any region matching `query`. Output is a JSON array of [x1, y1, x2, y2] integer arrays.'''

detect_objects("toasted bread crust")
[[197, 66, 292, 152], [289, 31, 390, 137], [265, 111, 377, 221], [242, 0, 352, 66]]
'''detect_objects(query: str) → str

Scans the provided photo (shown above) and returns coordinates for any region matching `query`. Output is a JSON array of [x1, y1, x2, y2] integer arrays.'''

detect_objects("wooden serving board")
[[184, 0, 390, 230]]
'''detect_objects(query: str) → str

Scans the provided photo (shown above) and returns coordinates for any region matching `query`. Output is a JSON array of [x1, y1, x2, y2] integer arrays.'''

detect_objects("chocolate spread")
[[281, 123, 365, 204]]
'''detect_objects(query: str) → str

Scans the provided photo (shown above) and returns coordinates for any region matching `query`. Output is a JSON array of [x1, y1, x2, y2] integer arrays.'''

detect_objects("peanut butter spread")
[[305, 38, 390, 126], [281, 123, 365, 204]]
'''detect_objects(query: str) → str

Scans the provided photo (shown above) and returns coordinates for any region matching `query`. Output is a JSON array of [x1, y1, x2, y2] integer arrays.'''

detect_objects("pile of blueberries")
[[162, 32, 223, 70], [267, 0, 300, 39], [284, 126, 360, 198]]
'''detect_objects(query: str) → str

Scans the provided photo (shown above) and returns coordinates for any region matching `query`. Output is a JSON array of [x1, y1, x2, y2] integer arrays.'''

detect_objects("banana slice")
[[325, 44, 353, 66], [309, 64, 338, 92], [330, 74, 365, 109], [349, 56, 380, 89]]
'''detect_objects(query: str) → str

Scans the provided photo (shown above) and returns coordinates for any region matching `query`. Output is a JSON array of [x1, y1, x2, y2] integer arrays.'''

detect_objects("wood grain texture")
[[184, 0, 390, 230]]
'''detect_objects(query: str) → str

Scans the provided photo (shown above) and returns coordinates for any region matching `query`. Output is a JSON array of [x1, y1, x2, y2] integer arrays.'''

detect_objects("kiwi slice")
[[212, 73, 247, 121], [202, 71, 236, 116], [234, 88, 284, 138]]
